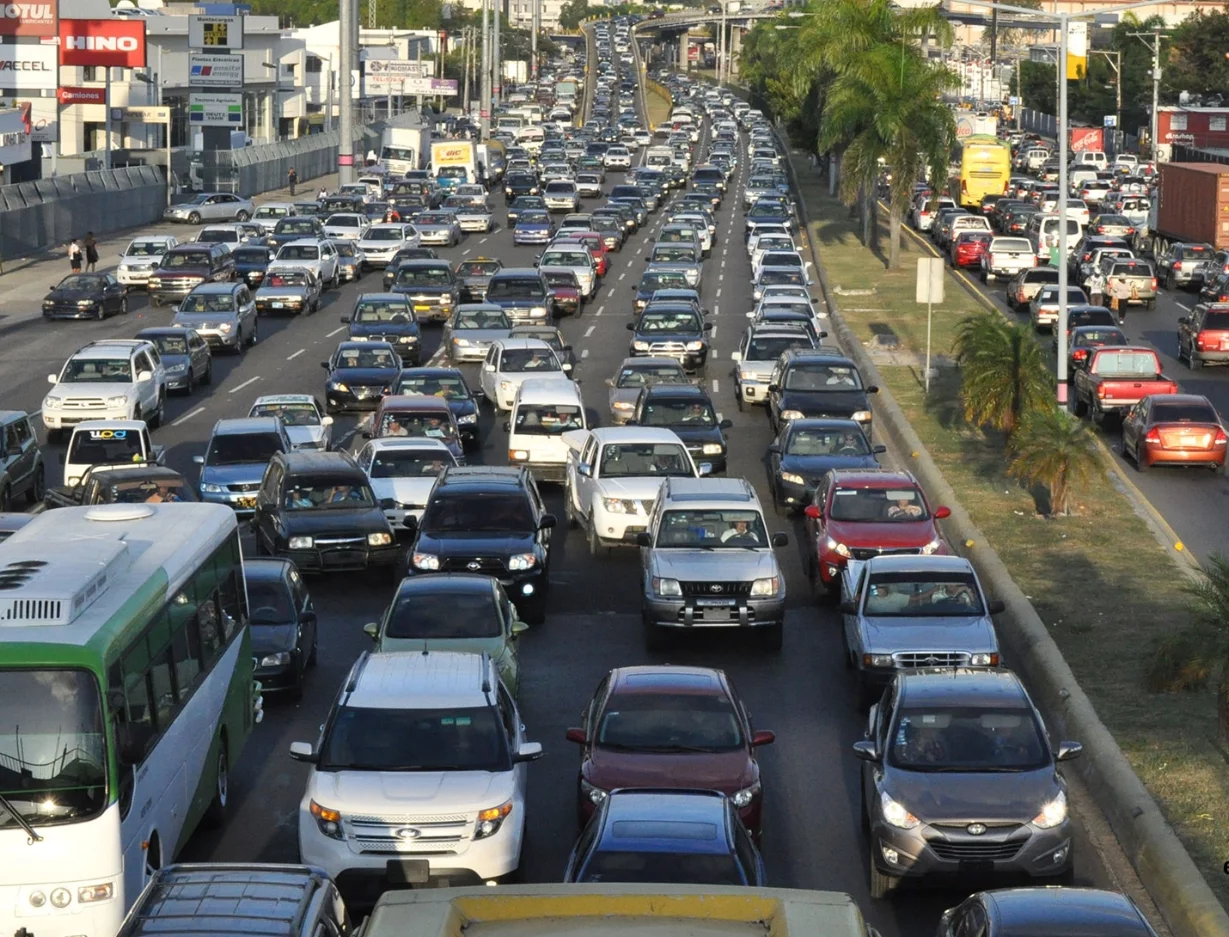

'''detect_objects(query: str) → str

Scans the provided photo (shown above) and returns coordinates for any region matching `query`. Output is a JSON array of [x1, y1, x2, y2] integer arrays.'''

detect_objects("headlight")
[[75, 298, 98, 307], [288, 536, 314, 549], [350, 335, 369, 341], [920, 537, 943, 555], [452, 337, 471, 346], [412, 552, 440, 570], [602, 497, 631, 514], [652, 577, 681, 596], [43, 299, 55, 307], [731, 780, 761, 808], [310, 800, 344, 840], [852, 410, 872, 422], [218, 322, 233, 332], [260, 652, 292, 667], [329, 382, 350, 392], [580, 778, 608, 805], [880, 791, 921, 830], [684, 341, 705, 351], [1033, 790, 1068, 829], [864, 653, 895, 667], [457, 413, 478, 424], [970, 652, 1000, 666], [200, 482, 224, 494], [632, 340, 650, 351], [613, 401, 634, 411], [508, 552, 537, 571], [530, 306, 548, 316], [750, 577, 779, 597], [50, 888, 72, 909], [166, 363, 188, 374], [510, 449, 530, 461], [77, 883, 114, 903], [474, 800, 514, 840], [367, 532, 393, 546], [780, 409, 804, 422], [702, 443, 724, 455], [106, 395, 129, 407], [780, 472, 805, 486], [43, 395, 61, 409], [739, 369, 760, 381], [825, 536, 852, 559], [28, 891, 45, 908], [499, 380, 513, 391]]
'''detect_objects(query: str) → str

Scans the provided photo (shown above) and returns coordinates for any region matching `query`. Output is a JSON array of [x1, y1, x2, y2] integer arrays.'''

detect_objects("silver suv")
[[840, 555, 1004, 708], [637, 477, 789, 652]]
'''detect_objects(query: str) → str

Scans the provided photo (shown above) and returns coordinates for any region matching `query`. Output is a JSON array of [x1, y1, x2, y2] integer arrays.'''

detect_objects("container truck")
[[380, 125, 430, 176], [1135, 162, 1229, 257]]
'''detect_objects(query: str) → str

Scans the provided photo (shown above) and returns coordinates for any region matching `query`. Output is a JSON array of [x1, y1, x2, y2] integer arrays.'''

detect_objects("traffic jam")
[[0, 16, 1162, 937]]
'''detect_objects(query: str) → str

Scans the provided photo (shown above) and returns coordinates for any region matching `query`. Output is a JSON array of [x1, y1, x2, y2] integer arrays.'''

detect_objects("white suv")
[[291, 650, 543, 887], [42, 340, 167, 441]]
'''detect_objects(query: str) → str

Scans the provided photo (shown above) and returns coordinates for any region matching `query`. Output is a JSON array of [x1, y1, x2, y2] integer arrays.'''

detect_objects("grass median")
[[791, 157, 1229, 903]]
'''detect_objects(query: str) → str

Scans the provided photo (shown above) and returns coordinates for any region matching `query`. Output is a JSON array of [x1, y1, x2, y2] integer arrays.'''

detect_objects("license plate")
[[958, 860, 995, 874], [700, 608, 736, 623], [695, 598, 736, 607], [271, 302, 284, 309], [236, 496, 256, 509], [414, 305, 431, 312], [387, 858, 430, 884]]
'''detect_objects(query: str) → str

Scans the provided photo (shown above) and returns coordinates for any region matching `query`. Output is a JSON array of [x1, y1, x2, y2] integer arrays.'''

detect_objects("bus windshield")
[[0, 669, 108, 828]]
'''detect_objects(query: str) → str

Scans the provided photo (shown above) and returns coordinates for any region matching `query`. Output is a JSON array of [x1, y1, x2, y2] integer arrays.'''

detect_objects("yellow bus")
[[953, 134, 1011, 209]]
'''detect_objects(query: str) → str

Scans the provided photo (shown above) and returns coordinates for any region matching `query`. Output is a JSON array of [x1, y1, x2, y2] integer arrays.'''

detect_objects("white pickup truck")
[[981, 236, 1037, 283], [60, 420, 165, 488]]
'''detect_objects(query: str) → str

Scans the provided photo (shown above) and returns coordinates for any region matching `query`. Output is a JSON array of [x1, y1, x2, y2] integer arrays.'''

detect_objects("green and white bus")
[[0, 502, 258, 937]]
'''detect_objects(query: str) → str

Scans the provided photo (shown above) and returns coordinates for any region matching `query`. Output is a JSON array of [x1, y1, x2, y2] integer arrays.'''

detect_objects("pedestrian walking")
[[68, 238, 82, 272], [84, 232, 99, 272], [287, 167, 298, 196], [808, 152, 817, 173], [1109, 276, 1131, 326], [317, 187, 328, 200], [1087, 268, 1106, 308]]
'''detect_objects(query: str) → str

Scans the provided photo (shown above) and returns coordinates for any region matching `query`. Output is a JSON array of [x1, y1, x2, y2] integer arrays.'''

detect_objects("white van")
[[1071, 151, 1108, 171], [507, 378, 587, 484], [516, 125, 545, 155], [496, 115, 525, 134], [1026, 213, 1084, 262], [1068, 167, 1099, 195]]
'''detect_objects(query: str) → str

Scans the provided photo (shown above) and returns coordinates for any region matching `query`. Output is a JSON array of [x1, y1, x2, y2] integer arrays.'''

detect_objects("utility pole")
[[1129, 28, 1164, 159], [531, 0, 539, 80], [719, 4, 727, 86], [463, 26, 472, 114], [493, 0, 502, 112], [480, 0, 491, 135], [1089, 49, 1121, 152], [339, 0, 355, 185], [369, 0, 376, 29]]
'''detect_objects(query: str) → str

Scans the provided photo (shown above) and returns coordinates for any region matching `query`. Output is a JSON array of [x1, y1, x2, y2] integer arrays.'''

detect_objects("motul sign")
[[0, 1, 57, 37], [58, 18, 146, 68]]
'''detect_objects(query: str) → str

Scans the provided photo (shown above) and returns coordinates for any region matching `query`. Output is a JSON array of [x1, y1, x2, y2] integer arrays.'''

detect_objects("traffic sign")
[[1008, 95, 1020, 106], [1103, 115, 1118, 127]]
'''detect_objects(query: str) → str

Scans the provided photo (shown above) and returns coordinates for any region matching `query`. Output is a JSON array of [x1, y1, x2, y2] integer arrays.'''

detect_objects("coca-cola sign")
[[0, 1, 57, 37]]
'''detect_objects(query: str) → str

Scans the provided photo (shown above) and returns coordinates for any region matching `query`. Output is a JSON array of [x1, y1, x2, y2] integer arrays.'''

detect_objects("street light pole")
[[1128, 28, 1165, 159], [338, 0, 355, 185], [480, 0, 491, 136]]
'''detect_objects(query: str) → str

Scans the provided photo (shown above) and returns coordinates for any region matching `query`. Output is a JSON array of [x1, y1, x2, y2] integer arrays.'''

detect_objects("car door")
[[289, 565, 317, 663], [320, 242, 337, 282], [238, 287, 256, 338], [253, 461, 284, 552], [480, 345, 500, 401], [844, 565, 868, 658], [1180, 306, 1201, 356], [132, 351, 156, 413], [575, 434, 599, 520], [9, 416, 38, 493], [1122, 399, 1147, 457], [497, 679, 528, 802], [190, 331, 210, 379]]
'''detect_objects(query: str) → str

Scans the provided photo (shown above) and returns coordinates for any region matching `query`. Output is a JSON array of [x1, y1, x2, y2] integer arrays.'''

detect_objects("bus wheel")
[[144, 833, 162, 879], [202, 740, 229, 828]]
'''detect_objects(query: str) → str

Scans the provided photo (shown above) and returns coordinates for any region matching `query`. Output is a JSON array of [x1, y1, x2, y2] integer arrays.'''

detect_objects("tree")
[[1165, 8, 1229, 103], [1006, 407, 1101, 516], [560, 0, 589, 30], [952, 311, 1052, 436], [1018, 60, 1055, 114]]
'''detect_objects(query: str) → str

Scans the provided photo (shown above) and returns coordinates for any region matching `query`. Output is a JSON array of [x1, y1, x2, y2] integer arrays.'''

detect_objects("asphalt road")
[[0, 60, 1141, 937]]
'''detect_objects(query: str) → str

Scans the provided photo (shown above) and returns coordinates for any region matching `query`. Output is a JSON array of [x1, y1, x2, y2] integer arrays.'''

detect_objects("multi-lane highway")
[[0, 47, 1160, 937]]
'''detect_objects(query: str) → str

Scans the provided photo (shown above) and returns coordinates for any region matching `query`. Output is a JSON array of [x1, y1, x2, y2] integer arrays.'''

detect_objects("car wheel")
[[587, 521, 603, 556], [202, 359, 213, 385], [1167, 272, 1176, 291], [184, 368, 195, 395], [149, 392, 165, 429], [308, 632, 318, 667], [236, 211, 251, 222], [96, 306, 106, 321], [564, 484, 580, 529], [1191, 351, 1203, 370], [187, 212, 201, 225], [0, 484, 10, 512], [249, 322, 258, 347], [120, 297, 129, 315], [201, 741, 230, 828], [643, 614, 669, 651]]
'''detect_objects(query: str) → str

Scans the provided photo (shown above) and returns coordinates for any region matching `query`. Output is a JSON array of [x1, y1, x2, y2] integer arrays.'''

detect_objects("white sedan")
[[323, 213, 371, 242], [248, 393, 333, 450], [603, 146, 633, 169], [356, 436, 457, 526], [117, 235, 178, 287]]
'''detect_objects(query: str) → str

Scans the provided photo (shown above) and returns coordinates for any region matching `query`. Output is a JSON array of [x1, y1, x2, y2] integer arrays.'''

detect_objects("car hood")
[[779, 452, 879, 479], [350, 321, 419, 337], [329, 366, 400, 385], [885, 767, 1059, 823], [654, 424, 722, 446], [393, 285, 452, 297], [120, 257, 160, 268], [778, 389, 869, 416], [200, 463, 267, 485], [596, 476, 670, 500], [47, 288, 103, 302], [311, 768, 513, 813], [285, 425, 326, 447], [416, 222, 455, 231], [371, 476, 436, 506], [652, 548, 779, 580], [861, 615, 998, 653], [634, 329, 703, 343], [452, 328, 512, 343], [586, 747, 754, 793], [256, 284, 311, 298], [251, 623, 299, 654], [609, 388, 643, 408], [415, 530, 536, 557], [159, 353, 192, 369], [283, 506, 389, 536], [827, 517, 938, 548], [174, 311, 236, 324]]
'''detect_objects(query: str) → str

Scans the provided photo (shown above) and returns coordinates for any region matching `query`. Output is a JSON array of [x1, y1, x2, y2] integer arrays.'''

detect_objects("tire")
[[1073, 394, 1088, 418], [183, 368, 195, 396], [25, 466, 44, 506], [236, 211, 251, 222], [148, 393, 165, 430], [201, 742, 229, 829], [97, 307, 105, 321], [1191, 352, 1203, 371], [564, 484, 580, 529], [289, 664, 305, 702], [587, 521, 603, 556], [187, 212, 201, 225], [868, 850, 897, 900], [1146, 299, 1156, 310], [308, 632, 318, 667], [248, 321, 258, 347], [150, 295, 161, 307], [0, 484, 10, 512], [120, 296, 129, 315], [1135, 446, 1149, 472], [758, 622, 783, 652], [202, 359, 213, 385], [521, 593, 547, 625], [643, 615, 668, 651], [1166, 272, 1176, 291]]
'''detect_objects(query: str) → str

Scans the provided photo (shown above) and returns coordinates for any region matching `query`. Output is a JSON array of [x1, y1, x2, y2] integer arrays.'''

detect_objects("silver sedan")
[[163, 192, 255, 224]]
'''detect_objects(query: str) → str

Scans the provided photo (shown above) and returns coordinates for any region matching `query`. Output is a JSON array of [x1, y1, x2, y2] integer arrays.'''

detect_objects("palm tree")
[[1006, 407, 1101, 516], [952, 311, 1053, 436]]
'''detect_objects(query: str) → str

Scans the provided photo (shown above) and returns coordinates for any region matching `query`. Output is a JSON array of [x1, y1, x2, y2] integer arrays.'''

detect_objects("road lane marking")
[[581, 349, 590, 359], [287, 348, 305, 361], [326, 326, 346, 337], [716, 288, 722, 299], [595, 305, 604, 317], [711, 378, 719, 392], [1177, 301, 1192, 310], [710, 325, 717, 338], [584, 325, 596, 337], [172, 406, 206, 427], [228, 376, 261, 394]]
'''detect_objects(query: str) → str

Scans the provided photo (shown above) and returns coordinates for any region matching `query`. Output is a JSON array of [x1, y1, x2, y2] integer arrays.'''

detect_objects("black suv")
[[404, 465, 556, 622], [147, 243, 236, 307], [389, 259, 460, 324], [251, 450, 399, 576], [766, 349, 879, 435], [630, 383, 732, 473], [268, 215, 327, 251], [626, 302, 713, 373], [382, 246, 439, 290]]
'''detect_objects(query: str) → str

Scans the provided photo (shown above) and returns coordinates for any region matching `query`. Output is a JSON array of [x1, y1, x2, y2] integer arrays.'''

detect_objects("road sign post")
[[916, 257, 945, 394]]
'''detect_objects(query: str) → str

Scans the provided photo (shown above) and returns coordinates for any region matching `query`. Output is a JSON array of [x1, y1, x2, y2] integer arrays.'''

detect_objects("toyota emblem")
[[394, 827, 422, 840], [966, 823, 987, 836], [467, 560, 481, 571], [709, 584, 723, 593]]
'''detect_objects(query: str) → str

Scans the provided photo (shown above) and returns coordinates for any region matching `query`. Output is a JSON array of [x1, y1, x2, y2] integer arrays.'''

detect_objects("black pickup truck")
[[45, 464, 196, 510]]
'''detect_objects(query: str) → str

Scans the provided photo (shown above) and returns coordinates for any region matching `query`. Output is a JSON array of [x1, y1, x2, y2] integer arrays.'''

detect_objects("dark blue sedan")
[[393, 366, 481, 448], [513, 210, 556, 246], [768, 418, 884, 511]]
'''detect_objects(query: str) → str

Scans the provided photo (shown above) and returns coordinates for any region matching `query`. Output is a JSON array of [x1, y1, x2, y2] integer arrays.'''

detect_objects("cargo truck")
[[380, 125, 430, 176], [430, 139, 478, 190], [1135, 162, 1229, 257]]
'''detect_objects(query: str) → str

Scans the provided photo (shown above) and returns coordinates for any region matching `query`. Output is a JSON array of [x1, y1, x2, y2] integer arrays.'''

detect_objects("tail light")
[[1216, 429, 1228, 446], [1198, 334, 1211, 349], [1144, 428, 1161, 444], [961, 180, 968, 194], [1127, 228, 1136, 235], [1152, 278, 1158, 290], [1220, 295, 1229, 302], [1097, 226, 1104, 234], [1175, 262, 1183, 270], [1073, 348, 1089, 361], [1097, 384, 1108, 399]]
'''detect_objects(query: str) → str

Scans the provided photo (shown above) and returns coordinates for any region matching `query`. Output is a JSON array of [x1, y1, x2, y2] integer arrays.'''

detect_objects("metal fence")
[[1017, 108, 1139, 156], [1171, 143, 1229, 166], [197, 126, 384, 197], [0, 166, 165, 264]]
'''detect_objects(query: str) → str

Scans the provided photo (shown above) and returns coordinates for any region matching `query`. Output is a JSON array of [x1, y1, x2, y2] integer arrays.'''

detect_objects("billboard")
[[21, 97, 56, 142], [0, 44, 56, 90], [1065, 20, 1087, 80], [189, 14, 243, 50], [1069, 126, 1104, 153], [0, 107, 30, 165], [400, 78, 458, 96], [0, 1, 56, 38], [189, 92, 243, 126], [189, 53, 244, 87], [364, 59, 432, 88], [58, 18, 147, 68], [57, 85, 105, 104]]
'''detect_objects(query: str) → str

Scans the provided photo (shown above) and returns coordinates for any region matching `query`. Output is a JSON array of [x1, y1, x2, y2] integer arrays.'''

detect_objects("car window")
[[579, 848, 743, 886], [830, 485, 928, 522], [385, 589, 501, 638], [247, 578, 295, 624], [597, 691, 743, 750], [863, 572, 983, 616], [69, 428, 144, 465], [319, 705, 509, 771], [421, 492, 534, 533], [657, 509, 767, 547], [250, 402, 321, 426], [888, 706, 1048, 771]]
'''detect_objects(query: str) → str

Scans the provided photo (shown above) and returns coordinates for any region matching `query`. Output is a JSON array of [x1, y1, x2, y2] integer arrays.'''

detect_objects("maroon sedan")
[[566, 665, 775, 840]]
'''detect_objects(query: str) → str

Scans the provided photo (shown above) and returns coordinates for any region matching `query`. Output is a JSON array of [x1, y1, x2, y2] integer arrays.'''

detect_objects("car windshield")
[[751, 202, 788, 219], [597, 692, 743, 751], [759, 270, 804, 287], [276, 220, 317, 235], [501, 349, 559, 372], [353, 301, 414, 323], [250, 402, 320, 426], [56, 275, 103, 292], [599, 442, 692, 477], [147, 334, 188, 355], [367, 228, 405, 241], [283, 478, 375, 509], [616, 365, 688, 388], [652, 247, 696, 263], [863, 571, 984, 616], [544, 252, 589, 267], [278, 245, 319, 261], [1202, 312, 1229, 330], [829, 486, 929, 522], [369, 447, 453, 477], [328, 214, 363, 227], [459, 261, 501, 277], [319, 706, 508, 772], [164, 252, 213, 268], [337, 348, 399, 369], [266, 271, 312, 287], [1150, 402, 1220, 424], [234, 248, 271, 264], [0, 669, 107, 828], [418, 213, 452, 225], [68, 428, 144, 464], [641, 398, 716, 427], [206, 432, 283, 466], [889, 706, 1049, 772], [126, 241, 168, 257], [579, 850, 744, 886], [784, 363, 861, 390], [60, 358, 131, 382], [377, 412, 456, 441], [396, 267, 452, 288], [748, 335, 811, 360], [108, 477, 192, 504], [639, 311, 701, 333], [640, 273, 688, 293], [197, 230, 237, 243], [1075, 328, 1125, 345], [179, 293, 236, 313], [247, 579, 295, 624], [254, 207, 289, 218], [386, 590, 501, 638], [519, 211, 551, 225], [786, 427, 870, 456], [1178, 246, 1210, 259], [513, 404, 583, 435], [657, 509, 767, 547], [421, 493, 535, 533]]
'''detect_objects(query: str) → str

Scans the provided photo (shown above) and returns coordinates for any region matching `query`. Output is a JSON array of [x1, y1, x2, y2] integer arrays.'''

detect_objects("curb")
[[783, 142, 1229, 937]]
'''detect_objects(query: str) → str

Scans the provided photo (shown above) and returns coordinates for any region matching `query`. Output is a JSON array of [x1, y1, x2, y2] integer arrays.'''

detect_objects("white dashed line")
[[287, 348, 305, 361], [710, 326, 717, 339], [711, 378, 720, 392], [462, 248, 472, 256], [581, 349, 590, 359], [595, 306, 604, 317], [228, 376, 261, 394], [326, 326, 346, 337], [1176, 301, 1192, 310], [172, 406, 205, 427], [713, 304, 720, 316], [716, 288, 722, 299], [479, 237, 489, 244], [619, 272, 626, 281], [584, 325, 596, 338]]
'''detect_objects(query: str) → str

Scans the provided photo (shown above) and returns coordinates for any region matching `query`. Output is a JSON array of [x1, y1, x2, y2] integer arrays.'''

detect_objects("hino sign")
[[57, 18, 146, 68]]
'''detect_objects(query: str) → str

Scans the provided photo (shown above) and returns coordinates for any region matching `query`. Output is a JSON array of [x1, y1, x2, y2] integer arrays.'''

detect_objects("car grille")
[[893, 651, 970, 668], [647, 341, 688, 355], [59, 398, 107, 410], [442, 556, 506, 573], [227, 482, 260, 493], [152, 275, 204, 291], [928, 837, 1026, 863], [352, 385, 384, 399], [681, 581, 753, 597], [850, 546, 921, 561], [349, 813, 471, 855]]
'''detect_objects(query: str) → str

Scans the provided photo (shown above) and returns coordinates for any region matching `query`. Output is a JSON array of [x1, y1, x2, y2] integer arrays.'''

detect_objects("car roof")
[[440, 465, 526, 488], [642, 383, 709, 401], [663, 476, 757, 504], [609, 665, 728, 697], [617, 356, 685, 369], [494, 338, 553, 351], [70, 340, 151, 359], [188, 282, 240, 294], [365, 436, 454, 455], [71, 419, 146, 432], [1149, 393, 1216, 408], [134, 327, 198, 339], [348, 650, 493, 710], [243, 557, 296, 582], [491, 267, 542, 278], [863, 554, 975, 576], [981, 887, 1150, 937], [253, 394, 316, 406], [212, 417, 282, 435], [356, 292, 409, 304], [783, 349, 854, 365], [335, 340, 398, 354], [379, 394, 452, 412], [280, 451, 359, 474], [829, 468, 918, 488], [598, 789, 733, 853], [396, 573, 496, 598], [897, 667, 1029, 708]]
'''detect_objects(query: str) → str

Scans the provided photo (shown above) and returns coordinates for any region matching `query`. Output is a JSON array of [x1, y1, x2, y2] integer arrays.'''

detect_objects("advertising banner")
[[189, 52, 244, 87], [21, 96, 56, 141], [1069, 126, 1104, 153], [58, 18, 147, 68], [0, 106, 31, 164], [0, 1, 56, 38], [1065, 20, 1087, 80], [57, 85, 105, 104], [189, 14, 243, 50], [397, 77, 458, 96], [0, 43, 56, 90], [189, 92, 243, 126]]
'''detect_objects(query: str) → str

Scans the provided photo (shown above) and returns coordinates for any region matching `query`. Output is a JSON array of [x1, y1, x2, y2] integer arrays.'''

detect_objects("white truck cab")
[[62, 419, 164, 488], [507, 379, 587, 484]]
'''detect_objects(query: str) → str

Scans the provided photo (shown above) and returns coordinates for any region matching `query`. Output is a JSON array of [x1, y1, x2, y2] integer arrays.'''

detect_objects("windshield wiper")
[[0, 792, 43, 843]]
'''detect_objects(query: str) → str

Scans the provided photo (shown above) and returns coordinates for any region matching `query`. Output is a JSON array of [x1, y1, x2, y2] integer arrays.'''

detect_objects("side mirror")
[[482, 363, 495, 372], [1178, 316, 1189, 325], [767, 384, 780, 393], [851, 740, 880, 762], [320, 361, 330, 370], [565, 727, 586, 744], [514, 741, 544, 763], [987, 599, 1007, 615], [703, 322, 713, 331], [635, 531, 652, 547], [362, 622, 379, 640], [403, 514, 418, 531], [193, 455, 205, 465], [288, 741, 317, 763], [503, 421, 511, 433], [539, 513, 557, 530], [872, 444, 887, 454], [803, 504, 821, 520], [322, 416, 334, 426], [626, 322, 635, 331], [137, 370, 153, 382], [512, 620, 529, 635], [730, 350, 742, 362], [339, 316, 351, 323], [751, 729, 776, 747], [771, 531, 788, 548], [698, 462, 712, 476], [1056, 741, 1083, 761], [867, 385, 880, 394], [719, 418, 733, 430], [47, 374, 58, 384], [839, 599, 859, 615], [577, 461, 592, 477], [605, 377, 615, 387], [767, 442, 781, 454], [935, 506, 952, 520]]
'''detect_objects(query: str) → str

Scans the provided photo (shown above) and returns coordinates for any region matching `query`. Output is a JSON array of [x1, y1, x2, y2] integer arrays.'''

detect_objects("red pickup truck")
[[1073, 346, 1178, 423]]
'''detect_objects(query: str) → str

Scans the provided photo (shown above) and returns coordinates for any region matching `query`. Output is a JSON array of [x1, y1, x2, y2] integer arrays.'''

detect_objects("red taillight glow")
[[1145, 428, 1161, 444], [1175, 262, 1183, 270], [1073, 348, 1089, 360], [1216, 429, 1228, 446], [1152, 278, 1158, 289], [1097, 226, 1104, 234]]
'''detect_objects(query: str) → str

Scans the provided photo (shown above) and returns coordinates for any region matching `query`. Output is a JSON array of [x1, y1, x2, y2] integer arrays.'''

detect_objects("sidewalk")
[[0, 172, 342, 339]]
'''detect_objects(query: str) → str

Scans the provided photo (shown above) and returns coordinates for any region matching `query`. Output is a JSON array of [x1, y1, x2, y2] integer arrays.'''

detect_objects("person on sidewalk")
[[68, 238, 82, 273], [287, 167, 298, 196], [1086, 268, 1106, 308], [84, 232, 99, 273]]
